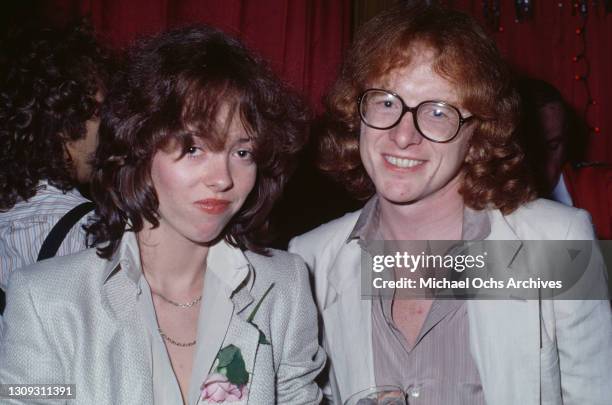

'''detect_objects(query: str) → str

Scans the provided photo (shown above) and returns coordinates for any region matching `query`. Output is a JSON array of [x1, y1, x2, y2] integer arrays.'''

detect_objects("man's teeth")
[[384, 155, 424, 168]]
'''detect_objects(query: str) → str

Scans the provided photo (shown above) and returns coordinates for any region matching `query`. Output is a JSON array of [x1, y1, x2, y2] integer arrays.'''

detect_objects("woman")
[[290, 3, 611, 404], [0, 26, 324, 404]]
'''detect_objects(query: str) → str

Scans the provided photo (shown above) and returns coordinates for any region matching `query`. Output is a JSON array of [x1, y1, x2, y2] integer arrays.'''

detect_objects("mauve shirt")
[[349, 197, 490, 405]]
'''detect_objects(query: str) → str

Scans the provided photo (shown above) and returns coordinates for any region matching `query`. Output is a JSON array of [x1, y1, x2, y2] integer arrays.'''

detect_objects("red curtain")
[[452, 1, 612, 163], [46, 0, 351, 112], [44, 0, 610, 162]]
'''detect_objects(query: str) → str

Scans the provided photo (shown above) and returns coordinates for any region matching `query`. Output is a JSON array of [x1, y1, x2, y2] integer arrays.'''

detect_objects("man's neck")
[[378, 178, 464, 240]]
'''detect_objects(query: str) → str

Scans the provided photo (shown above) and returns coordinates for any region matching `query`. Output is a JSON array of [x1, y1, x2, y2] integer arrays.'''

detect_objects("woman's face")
[[150, 110, 257, 245], [359, 49, 475, 206]]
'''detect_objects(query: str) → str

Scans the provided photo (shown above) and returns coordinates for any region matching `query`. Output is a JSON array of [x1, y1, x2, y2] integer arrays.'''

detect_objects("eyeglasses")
[[357, 88, 474, 143]]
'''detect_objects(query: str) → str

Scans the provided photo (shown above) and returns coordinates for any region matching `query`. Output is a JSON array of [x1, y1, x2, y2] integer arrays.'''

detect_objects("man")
[[290, 3, 611, 404], [0, 21, 109, 320], [517, 78, 612, 239]]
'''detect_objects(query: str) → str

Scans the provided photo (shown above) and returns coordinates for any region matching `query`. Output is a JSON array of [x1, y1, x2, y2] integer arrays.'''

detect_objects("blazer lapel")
[[190, 272, 235, 401], [189, 241, 257, 404], [467, 209, 540, 405], [323, 240, 376, 402], [100, 264, 153, 401], [227, 286, 261, 398]]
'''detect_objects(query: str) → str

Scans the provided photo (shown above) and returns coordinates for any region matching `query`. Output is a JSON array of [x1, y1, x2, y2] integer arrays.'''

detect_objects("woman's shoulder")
[[7, 248, 107, 299], [244, 248, 309, 287], [495, 198, 595, 240]]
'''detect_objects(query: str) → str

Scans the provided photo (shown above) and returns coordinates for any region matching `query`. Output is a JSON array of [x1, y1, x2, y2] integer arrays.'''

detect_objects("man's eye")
[[432, 109, 446, 118]]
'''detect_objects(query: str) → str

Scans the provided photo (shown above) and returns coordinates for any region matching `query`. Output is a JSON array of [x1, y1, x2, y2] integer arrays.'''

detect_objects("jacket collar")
[[100, 232, 255, 319]]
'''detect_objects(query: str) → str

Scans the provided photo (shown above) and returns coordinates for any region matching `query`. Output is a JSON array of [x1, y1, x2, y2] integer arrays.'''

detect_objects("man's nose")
[[388, 112, 423, 149]]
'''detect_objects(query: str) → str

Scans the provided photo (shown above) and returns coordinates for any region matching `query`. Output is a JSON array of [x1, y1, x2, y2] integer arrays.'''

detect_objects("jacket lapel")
[[99, 246, 153, 401], [467, 209, 540, 405], [323, 240, 376, 402], [189, 242, 258, 404]]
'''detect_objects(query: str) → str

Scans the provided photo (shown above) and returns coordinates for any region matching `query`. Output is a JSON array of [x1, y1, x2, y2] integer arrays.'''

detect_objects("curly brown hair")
[[0, 20, 110, 211], [87, 25, 309, 258], [319, 3, 535, 213]]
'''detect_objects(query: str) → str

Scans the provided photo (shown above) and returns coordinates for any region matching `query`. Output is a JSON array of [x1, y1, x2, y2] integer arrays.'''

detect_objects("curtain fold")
[[452, 0, 611, 162], [40, 0, 610, 162], [73, 0, 351, 111]]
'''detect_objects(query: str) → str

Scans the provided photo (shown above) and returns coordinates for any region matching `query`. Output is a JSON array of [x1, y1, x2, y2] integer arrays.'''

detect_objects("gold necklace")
[[152, 292, 202, 309], [158, 328, 196, 347]]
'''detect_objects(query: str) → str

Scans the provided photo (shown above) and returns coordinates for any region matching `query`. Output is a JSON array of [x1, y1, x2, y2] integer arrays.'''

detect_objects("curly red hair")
[[319, 3, 535, 213]]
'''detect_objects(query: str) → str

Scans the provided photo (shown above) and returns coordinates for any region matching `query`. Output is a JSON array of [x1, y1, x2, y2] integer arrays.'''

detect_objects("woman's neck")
[[137, 221, 208, 298], [378, 177, 464, 241]]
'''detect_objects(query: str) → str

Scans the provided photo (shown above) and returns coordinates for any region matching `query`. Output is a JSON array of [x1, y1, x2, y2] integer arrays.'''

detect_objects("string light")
[[482, 1, 604, 135], [572, 1, 600, 136]]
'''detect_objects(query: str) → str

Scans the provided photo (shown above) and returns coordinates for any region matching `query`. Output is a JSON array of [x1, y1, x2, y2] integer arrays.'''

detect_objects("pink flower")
[[200, 373, 248, 403]]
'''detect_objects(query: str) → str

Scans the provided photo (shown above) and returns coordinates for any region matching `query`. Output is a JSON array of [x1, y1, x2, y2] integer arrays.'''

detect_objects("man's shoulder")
[[289, 210, 361, 256], [0, 183, 90, 223], [495, 198, 594, 239]]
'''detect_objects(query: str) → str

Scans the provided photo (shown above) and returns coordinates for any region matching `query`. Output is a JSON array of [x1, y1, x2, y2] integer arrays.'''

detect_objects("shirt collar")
[[103, 232, 253, 296], [347, 195, 491, 242], [347, 196, 380, 242]]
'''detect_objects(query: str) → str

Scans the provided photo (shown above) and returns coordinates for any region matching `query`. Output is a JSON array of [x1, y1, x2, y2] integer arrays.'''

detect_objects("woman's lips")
[[194, 199, 231, 215]]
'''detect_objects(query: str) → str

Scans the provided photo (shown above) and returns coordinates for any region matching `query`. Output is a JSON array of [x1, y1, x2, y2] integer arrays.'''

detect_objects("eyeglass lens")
[[359, 90, 461, 142]]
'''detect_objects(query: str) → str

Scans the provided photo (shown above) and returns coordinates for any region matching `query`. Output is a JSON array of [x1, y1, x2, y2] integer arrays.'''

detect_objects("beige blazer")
[[290, 198, 612, 405], [0, 232, 325, 404]]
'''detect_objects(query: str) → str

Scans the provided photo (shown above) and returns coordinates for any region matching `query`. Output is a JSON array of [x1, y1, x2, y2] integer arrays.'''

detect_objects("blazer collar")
[[331, 202, 524, 303], [100, 232, 255, 322], [103, 231, 141, 287]]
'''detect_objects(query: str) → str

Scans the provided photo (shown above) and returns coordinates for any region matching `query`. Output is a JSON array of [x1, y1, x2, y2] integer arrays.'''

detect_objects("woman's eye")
[[235, 149, 253, 160], [185, 146, 204, 157], [432, 109, 446, 118]]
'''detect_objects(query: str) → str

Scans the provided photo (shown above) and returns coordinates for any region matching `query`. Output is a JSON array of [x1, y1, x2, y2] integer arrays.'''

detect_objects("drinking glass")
[[343, 385, 407, 405]]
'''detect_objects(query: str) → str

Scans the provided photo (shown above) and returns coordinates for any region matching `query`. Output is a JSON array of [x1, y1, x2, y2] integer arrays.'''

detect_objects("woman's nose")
[[204, 156, 233, 192]]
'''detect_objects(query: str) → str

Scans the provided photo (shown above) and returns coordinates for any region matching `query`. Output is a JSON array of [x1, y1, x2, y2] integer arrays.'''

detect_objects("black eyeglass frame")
[[357, 88, 475, 143]]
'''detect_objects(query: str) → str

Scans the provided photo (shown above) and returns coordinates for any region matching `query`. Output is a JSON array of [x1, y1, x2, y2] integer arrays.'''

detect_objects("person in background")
[[290, 3, 611, 404], [517, 78, 611, 239], [0, 25, 324, 404], [0, 21, 110, 319]]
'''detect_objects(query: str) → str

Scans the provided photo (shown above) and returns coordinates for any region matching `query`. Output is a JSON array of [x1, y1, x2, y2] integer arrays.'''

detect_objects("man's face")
[[359, 50, 475, 206], [65, 91, 104, 183], [539, 102, 567, 192]]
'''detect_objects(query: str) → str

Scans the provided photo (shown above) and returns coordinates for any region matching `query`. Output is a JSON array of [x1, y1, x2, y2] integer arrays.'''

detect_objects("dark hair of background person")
[[318, 2, 536, 214], [516, 77, 588, 162], [87, 25, 309, 259], [515, 77, 590, 195], [0, 20, 110, 211]]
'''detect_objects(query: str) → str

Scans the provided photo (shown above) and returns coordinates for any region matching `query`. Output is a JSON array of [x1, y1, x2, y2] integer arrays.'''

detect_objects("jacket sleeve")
[[554, 209, 612, 404], [0, 270, 67, 405], [275, 255, 326, 404]]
